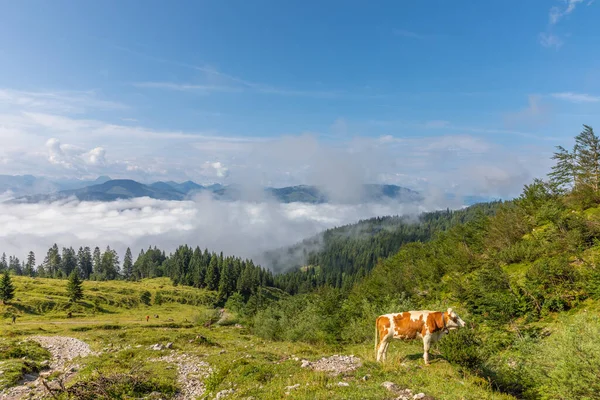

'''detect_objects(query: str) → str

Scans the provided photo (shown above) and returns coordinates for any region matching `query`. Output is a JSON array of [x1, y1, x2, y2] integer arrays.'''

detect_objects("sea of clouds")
[[0, 191, 451, 269]]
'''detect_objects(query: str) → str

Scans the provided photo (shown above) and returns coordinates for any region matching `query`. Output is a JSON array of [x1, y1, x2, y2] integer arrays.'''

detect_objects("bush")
[[437, 328, 485, 371], [529, 314, 600, 399], [454, 263, 520, 324], [524, 256, 584, 314], [139, 290, 151, 306], [154, 291, 163, 305]]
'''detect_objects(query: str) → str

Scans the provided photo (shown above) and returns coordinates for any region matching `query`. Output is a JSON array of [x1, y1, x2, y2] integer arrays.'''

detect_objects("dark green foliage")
[[270, 203, 500, 294], [454, 263, 519, 324], [549, 145, 575, 194], [24, 251, 36, 277], [0, 270, 15, 304], [77, 246, 93, 279], [154, 291, 163, 305], [139, 290, 151, 306], [205, 256, 220, 291], [61, 246, 77, 278], [437, 328, 484, 371], [123, 247, 133, 280], [524, 257, 584, 314], [67, 269, 84, 302]]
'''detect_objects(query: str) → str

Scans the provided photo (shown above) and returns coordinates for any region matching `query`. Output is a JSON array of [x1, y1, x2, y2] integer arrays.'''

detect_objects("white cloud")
[[539, 32, 564, 49], [551, 92, 600, 103], [541, 0, 592, 48], [0, 196, 441, 269], [0, 87, 548, 199], [0, 89, 127, 114], [549, 0, 585, 24]]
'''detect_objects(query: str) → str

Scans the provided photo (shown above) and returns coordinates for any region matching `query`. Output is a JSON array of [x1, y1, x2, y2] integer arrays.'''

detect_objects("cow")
[[375, 307, 466, 365]]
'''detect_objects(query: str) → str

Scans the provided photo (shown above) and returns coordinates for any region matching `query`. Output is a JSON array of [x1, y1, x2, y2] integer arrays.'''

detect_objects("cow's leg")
[[376, 335, 389, 362], [382, 340, 390, 362], [423, 334, 432, 365]]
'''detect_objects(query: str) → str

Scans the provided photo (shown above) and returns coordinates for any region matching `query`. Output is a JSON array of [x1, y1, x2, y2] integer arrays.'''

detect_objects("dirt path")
[[0, 336, 94, 400], [151, 353, 212, 399]]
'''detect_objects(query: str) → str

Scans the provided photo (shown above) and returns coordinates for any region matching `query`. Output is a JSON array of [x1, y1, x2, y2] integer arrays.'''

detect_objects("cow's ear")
[[447, 307, 453, 314]]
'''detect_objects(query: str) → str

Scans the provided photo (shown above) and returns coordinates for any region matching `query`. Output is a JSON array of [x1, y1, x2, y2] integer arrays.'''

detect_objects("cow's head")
[[445, 308, 466, 330]]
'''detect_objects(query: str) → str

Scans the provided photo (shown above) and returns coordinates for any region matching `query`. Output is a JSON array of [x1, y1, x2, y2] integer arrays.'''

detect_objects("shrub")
[[529, 314, 600, 399], [524, 256, 584, 314], [139, 290, 151, 306], [437, 328, 485, 371], [154, 291, 163, 305]]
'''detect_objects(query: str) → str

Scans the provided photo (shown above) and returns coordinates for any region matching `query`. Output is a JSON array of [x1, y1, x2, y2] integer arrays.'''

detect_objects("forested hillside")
[[267, 202, 499, 293], [242, 125, 600, 399]]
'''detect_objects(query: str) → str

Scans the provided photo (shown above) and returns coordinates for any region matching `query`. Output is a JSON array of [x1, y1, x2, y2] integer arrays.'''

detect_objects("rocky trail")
[[0, 336, 95, 400], [151, 352, 212, 400]]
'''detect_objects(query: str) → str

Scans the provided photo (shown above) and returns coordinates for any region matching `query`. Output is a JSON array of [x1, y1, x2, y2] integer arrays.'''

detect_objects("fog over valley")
[[0, 192, 448, 269]]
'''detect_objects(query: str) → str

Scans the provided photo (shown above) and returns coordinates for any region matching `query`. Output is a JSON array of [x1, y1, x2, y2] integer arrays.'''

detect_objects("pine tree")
[[61, 247, 77, 278], [123, 247, 133, 280], [43, 244, 61, 277], [574, 124, 600, 192], [218, 260, 236, 302], [0, 270, 15, 304], [25, 251, 36, 277], [92, 247, 102, 276], [100, 246, 120, 280], [8, 256, 22, 275], [67, 270, 83, 302], [0, 253, 7, 272], [78, 247, 93, 279], [205, 256, 220, 291], [549, 145, 575, 193]]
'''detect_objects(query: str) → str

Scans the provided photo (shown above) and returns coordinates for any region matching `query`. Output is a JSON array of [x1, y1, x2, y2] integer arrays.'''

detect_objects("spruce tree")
[[0, 253, 7, 271], [78, 247, 93, 279], [574, 124, 600, 192], [67, 270, 83, 302], [61, 247, 77, 278], [549, 145, 575, 193], [0, 270, 15, 304], [205, 256, 220, 291], [123, 247, 133, 280], [92, 247, 102, 276], [218, 260, 235, 302], [25, 251, 36, 277]]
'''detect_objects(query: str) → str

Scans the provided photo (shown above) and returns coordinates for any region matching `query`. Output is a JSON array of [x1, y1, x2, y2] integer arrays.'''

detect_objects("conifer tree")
[[205, 256, 220, 291], [123, 247, 133, 280], [67, 270, 83, 302], [77, 247, 93, 279], [0, 253, 6, 272], [25, 251, 36, 277], [218, 260, 236, 302], [574, 124, 600, 192], [92, 247, 102, 276], [549, 145, 575, 193], [0, 270, 15, 304]]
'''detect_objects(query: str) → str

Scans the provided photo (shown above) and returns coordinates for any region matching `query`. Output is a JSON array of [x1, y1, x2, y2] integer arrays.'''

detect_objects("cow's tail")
[[374, 316, 379, 354]]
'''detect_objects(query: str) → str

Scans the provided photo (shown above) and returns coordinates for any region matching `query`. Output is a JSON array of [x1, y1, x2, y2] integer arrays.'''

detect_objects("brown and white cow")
[[375, 308, 465, 365]]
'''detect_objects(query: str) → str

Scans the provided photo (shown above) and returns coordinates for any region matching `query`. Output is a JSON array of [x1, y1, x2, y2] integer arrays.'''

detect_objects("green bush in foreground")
[[530, 314, 600, 400]]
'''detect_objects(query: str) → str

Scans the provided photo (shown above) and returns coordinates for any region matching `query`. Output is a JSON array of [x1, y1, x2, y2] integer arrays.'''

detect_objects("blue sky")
[[0, 0, 599, 198]]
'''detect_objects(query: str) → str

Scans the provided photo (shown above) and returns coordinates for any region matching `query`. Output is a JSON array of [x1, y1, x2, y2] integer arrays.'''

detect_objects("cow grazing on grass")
[[375, 308, 466, 365]]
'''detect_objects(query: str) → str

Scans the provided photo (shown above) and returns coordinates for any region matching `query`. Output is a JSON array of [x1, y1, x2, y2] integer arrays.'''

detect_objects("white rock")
[[337, 382, 350, 387]]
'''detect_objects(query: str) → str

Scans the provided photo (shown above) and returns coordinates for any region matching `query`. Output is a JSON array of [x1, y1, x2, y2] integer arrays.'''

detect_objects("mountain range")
[[1, 175, 497, 205]]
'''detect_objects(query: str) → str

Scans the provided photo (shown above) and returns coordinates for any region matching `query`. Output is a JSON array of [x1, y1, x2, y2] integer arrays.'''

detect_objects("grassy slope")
[[0, 277, 516, 400]]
